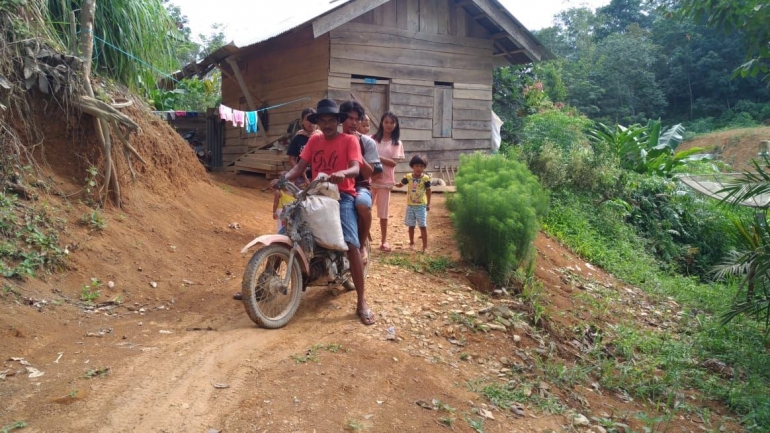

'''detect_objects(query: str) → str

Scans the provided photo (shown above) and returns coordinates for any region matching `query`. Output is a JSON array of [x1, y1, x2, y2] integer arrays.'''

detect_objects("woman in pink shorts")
[[370, 112, 405, 252]]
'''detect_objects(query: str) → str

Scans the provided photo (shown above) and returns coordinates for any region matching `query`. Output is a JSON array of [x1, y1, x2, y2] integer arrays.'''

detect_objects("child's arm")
[[394, 176, 408, 188], [425, 182, 432, 211]]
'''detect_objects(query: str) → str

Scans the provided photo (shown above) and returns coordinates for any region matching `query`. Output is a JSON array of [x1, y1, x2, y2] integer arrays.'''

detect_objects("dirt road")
[[0, 174, 738, 432]]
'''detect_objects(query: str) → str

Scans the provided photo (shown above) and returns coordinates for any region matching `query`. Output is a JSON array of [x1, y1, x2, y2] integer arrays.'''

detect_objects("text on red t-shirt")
[[299, 133, 362, 196]]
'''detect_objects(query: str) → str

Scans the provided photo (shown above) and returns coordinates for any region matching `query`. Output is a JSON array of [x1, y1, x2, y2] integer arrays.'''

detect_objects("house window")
[[433, 83, 453, 138]]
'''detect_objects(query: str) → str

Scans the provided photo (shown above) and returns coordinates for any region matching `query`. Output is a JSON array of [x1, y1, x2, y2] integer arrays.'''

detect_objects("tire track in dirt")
[[53, 315, 303, 432]]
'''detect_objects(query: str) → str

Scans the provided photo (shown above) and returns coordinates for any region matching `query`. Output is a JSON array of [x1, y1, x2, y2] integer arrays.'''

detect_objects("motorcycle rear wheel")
[[241, 244, 303, 329]]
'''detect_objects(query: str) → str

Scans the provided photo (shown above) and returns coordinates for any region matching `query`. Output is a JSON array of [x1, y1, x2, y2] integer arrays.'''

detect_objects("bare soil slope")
[[679, 126, 770, 171], [0, 107, 741, 432]]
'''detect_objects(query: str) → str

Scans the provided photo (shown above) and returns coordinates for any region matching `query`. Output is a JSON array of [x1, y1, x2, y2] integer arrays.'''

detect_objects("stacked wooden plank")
[[233, 150, 291, 178]]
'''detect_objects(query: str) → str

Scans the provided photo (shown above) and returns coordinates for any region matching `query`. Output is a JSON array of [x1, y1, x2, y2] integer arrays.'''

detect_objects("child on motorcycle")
[[273, 185, 295, 234]]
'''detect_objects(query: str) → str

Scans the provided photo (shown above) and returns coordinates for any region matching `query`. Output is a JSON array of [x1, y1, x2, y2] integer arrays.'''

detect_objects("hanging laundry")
[[219, 105, 233, 122], [186, 112, 199, 118], [232, 110, 245, 128], [245, 111, 258, 134], [258, 102, 270, 132], [175, 111, 186, 117]]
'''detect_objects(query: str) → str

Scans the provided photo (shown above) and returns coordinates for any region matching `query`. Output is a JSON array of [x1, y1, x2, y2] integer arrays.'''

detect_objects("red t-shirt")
[[299, 133, 362, 196]]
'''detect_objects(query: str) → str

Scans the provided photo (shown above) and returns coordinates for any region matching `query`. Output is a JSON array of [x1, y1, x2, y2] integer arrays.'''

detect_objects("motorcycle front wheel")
[[241, 244, 303, 329]]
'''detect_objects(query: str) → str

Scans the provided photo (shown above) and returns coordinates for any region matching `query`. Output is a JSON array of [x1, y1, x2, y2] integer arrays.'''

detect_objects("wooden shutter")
[[433, 84, 453, 137]]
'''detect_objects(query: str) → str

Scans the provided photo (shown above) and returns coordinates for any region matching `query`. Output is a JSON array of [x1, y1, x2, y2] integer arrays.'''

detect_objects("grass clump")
[[380, 253, 454, 274], [291, 343, 345, 364]]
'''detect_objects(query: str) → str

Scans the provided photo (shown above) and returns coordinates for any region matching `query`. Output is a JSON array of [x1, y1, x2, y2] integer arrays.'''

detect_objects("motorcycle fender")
[[240, 234, 310, 275]]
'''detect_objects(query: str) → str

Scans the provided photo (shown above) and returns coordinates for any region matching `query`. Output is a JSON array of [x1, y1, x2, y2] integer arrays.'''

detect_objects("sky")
[[179, 0, 610, 46]]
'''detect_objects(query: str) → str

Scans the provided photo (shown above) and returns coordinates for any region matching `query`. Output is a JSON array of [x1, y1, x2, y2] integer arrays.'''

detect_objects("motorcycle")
[[239, 177, 370, 329], [181, 129, 210, 168]]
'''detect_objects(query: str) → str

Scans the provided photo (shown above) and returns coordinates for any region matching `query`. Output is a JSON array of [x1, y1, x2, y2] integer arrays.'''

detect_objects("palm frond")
[[718, 157, 770, 207]]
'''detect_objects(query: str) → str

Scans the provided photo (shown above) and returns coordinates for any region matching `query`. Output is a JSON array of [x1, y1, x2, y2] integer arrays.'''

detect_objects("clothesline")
[[151, 110, 201, 120], [218, 97, 310, 134]]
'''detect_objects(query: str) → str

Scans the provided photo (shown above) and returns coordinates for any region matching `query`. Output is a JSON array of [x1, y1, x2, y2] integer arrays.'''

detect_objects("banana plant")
[[588, 120, 711, 177]]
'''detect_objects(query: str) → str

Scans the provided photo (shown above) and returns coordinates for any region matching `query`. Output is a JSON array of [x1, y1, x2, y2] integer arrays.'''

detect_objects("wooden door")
[[351, 80, 389, 136]]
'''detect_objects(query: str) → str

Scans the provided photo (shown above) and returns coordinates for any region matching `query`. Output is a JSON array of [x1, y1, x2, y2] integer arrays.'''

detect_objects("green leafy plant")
[[80, 278, 101, 305], [448, 153, 547, 285], [80, 210, 106, 231], [464, 415, 484, 433], [84, 166, 98, 199], [148, 87, 186, 111], [588, 120, 709, 177], [0, 421, 27, 433], [0, 192, 66, 279]]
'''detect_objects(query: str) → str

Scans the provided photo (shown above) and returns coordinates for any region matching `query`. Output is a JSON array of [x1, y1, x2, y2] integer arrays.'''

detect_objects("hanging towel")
[[219, 105, 233, 122], [168, 112, 176, 120], [232, 110, 245, 127], [245, 111, 258, 134], [175, 111, 186, 117], [187, 112, 199, 118]]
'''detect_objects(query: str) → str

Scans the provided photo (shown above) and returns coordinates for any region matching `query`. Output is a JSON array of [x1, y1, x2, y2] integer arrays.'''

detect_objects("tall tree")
[[671, 0, 770, 82], [591, 27, 667, 124], [595, 0, 653, 39]]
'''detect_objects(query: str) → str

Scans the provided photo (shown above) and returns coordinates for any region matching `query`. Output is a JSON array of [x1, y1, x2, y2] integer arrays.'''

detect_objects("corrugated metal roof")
[[233, 0, 353, 48]]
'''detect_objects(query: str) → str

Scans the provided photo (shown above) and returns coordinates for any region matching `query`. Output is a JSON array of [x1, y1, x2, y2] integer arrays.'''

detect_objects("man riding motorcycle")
[[272, 99, 375, 326]]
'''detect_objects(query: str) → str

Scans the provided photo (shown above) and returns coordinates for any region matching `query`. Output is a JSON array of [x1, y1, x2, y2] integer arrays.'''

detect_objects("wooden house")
[[213, 0, 552, 176]]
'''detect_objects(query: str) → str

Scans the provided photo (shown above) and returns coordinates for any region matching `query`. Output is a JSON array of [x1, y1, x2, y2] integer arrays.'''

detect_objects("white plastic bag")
[[491, 110, 503, 152], [301, 195, 348, 251], [307, 175, 340, 200]]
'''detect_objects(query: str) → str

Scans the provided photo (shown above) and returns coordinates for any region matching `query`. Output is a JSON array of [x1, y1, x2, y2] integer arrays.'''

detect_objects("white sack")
[[301, 195, 348, 251]]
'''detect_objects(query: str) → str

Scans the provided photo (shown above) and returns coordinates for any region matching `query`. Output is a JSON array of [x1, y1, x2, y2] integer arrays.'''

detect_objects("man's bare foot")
[[408, 243, 415, 250]]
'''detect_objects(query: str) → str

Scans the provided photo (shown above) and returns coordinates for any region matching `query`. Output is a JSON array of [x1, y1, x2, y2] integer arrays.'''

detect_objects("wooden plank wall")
[[220, 27, 330, 166], [352, 0, 489, 37], [334, 0, 495, 175]]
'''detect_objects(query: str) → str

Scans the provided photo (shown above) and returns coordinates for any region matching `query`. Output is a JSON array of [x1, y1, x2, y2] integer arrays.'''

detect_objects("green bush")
[[684, 117, 715, 135], [619, 174, 745, 276], [520, 109, 593, 160], [447, 153, 548, 284], [514, 109, 622, 194]]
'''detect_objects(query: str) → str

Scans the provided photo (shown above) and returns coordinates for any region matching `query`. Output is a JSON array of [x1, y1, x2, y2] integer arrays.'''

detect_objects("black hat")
[[307, 99, 348, 124]]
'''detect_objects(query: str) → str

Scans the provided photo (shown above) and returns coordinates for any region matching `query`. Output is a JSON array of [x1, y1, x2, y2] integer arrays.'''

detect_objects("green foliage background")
[[45, 0, 178, 91]]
